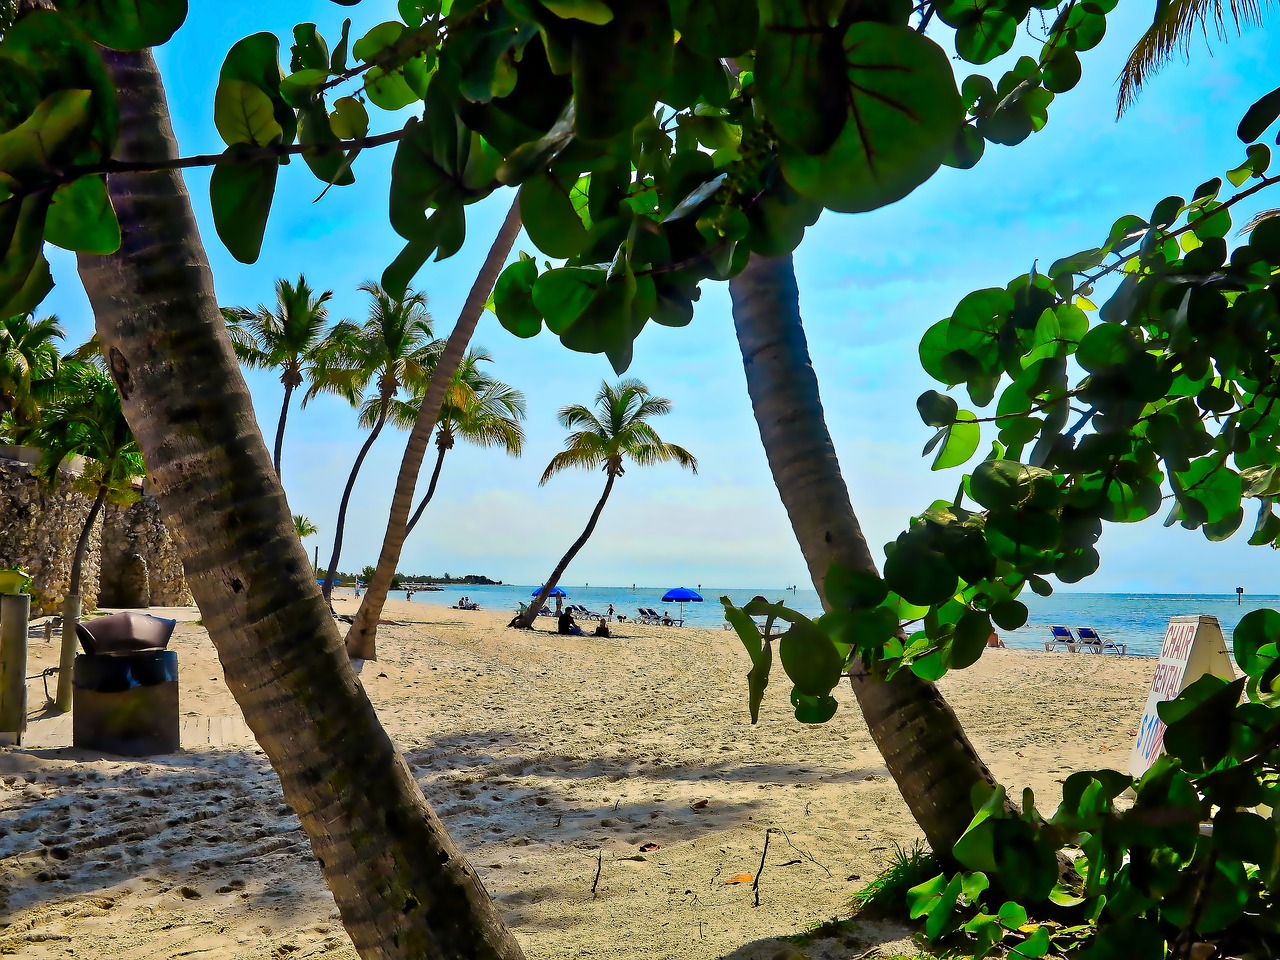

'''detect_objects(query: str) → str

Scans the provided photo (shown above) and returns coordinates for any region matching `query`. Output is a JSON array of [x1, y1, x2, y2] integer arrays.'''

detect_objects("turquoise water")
[[391, 584, 1276, 658]]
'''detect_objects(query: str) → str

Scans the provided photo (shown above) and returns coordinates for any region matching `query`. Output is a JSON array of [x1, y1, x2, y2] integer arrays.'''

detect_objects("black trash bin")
[[72, 613, 180, 756]]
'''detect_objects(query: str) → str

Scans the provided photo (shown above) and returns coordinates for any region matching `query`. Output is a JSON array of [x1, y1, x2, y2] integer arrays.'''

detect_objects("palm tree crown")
[[222, 275, 337, 474], [294, 514, 319, 540], [541, 378, 697, 485], [1, 312, 65, 430], [224, 275, 334, 392], [317, 281, 437, 424]]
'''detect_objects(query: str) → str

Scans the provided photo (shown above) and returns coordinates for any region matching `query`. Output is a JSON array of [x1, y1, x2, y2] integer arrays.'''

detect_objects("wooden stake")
[[751, 828, 775, 908], [0, 593, 31, 744], [591, 850, 603, 899]]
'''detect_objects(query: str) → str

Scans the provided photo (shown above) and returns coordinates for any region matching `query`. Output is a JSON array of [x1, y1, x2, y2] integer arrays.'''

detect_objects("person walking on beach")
[[606, 603, 614, 621], [555, 594, 564, 616]]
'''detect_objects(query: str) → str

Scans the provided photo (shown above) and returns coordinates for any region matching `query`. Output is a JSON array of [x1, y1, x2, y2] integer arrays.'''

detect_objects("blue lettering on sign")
[[1134, 711, 1165, 762]]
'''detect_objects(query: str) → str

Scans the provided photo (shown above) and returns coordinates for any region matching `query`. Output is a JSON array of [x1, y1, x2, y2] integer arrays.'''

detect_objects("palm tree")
[[319, 282, 437, 601], [393, 348, 526, 537], [222, 275, 335, 475], [76, 48, 526, 957], [21, 363, 145, 711], [513, 379, 696, 629], [0, 312, 65, 430], [727, 253, 1012, 856], [343, 198, 524, 661], [1117, 0, 1273, 114], [293, 514, 318, 540]]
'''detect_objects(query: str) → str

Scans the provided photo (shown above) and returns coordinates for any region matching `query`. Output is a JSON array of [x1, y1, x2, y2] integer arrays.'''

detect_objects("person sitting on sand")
[[557, 610, 584, 636], [594, 619, 610, 637], [987, 632, 1006, 648]]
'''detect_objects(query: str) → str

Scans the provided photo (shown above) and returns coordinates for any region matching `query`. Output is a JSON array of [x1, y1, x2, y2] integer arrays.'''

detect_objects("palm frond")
[[1241, 207, 1280, 234], [540, 444, 605, 485], [1117, 0, 1272, 115]]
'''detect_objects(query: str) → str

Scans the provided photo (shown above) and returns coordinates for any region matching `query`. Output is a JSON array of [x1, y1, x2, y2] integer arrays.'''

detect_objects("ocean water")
[[388, 584, 1278, 659]]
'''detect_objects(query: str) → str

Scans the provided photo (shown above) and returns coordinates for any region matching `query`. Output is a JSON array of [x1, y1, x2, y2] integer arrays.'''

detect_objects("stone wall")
[[0, 451, 191, 616]]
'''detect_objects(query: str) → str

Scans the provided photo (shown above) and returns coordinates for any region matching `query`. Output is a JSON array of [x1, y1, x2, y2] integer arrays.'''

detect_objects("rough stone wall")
[[99, 496, 190, 607], [0, 453, 190, 616]]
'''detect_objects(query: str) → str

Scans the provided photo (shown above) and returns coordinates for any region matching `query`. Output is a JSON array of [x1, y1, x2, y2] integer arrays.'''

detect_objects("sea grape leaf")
[[56, 0, 187, 50], [780, 23, 962, 213], [210, 155, 278, 264], [214, 79, 284, 147], [571, 0, 673, 140], [43, 174, 119, 254]]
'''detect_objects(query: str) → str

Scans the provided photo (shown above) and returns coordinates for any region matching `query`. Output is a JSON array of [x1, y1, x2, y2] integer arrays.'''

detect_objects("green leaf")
[[0, 189, 52, 314], [209, 155, 277, 264], [353, 21, 404, 62], [778, 619, 843, 697], [1011, 926, 1050, 959], [755, 6, 849, 154], [519, 172, 589, 258], [531, 267, 607, 334], [780, 24, 962, 214], [43, 174, 119, 254], [790, 690, 837, 724], [670, 0, 756, 58], [214, 79, 284, 147], [0, 251, 52, 320], [1175, 458, 1242, 524], [0, 89, 96, 184], [1233, 608, 1280, 680], [329, 96, 369, 140], [884, 541, 957, 607], [279, 69, 330, 109], [493, 258, 543, 339], [55, 0, 187, 50], [382, 237, 437, 300], [542, 0, 613, 23], [297, 103, 356, 188], [1238, 85, 1280, 143], [917, 389, 958, 427], [572, 0, 674, 140], [907, 873, 948, 920], [933, 411, 979, 470], [291, 23, 330, 72], [996, 900, 1028, 929], [0, 10, 119, 156], [220, 32, 296, 149], [365, 66, 419, 111], [824, 563, 887, 610]]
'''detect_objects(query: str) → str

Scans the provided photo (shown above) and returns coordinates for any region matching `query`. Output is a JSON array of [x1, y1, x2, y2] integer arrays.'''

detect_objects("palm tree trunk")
[[404, 442, 449, 536], [75, 47, 524, 960], [728, 253, 1007, 855], [512, 472, 616, 629], [273, 380, 294, 476], [345, 198, 523, 660], [54, 483, 107, 712], [323, 409, 388, 601]]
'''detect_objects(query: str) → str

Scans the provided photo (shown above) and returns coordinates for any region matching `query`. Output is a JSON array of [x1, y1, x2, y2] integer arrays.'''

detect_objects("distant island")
[[397, 573, 503, 587]]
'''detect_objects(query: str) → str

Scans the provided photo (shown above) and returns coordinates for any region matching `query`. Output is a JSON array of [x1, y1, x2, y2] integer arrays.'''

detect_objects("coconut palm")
[[514, 379, 696, 629], [222, 275, 336, 475], [319, 282, 437, 600], [21, 363, 145, 711], [293, 514, 319, 540], [1117, 0, 1273, 113], [74, 46, 526, 959], [0, 312, 64, 430], [387, 348, 527, 537]]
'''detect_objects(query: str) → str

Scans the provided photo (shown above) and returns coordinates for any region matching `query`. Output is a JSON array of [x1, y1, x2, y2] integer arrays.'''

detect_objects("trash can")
[[72, 612, 179, 756]]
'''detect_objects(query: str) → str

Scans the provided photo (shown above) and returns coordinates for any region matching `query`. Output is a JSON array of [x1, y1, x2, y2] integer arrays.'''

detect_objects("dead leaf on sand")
[[691, 799, 709, 810], [640, 843, 661, 852], [726, 874, 754, 885]]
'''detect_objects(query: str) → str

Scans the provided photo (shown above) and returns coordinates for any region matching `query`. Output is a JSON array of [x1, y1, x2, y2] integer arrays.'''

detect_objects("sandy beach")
[[0, 596, 1157, 959]]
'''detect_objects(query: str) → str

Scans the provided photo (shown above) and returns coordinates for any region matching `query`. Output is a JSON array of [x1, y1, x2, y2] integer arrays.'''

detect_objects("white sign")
[[1129, 615, 1236, 778]]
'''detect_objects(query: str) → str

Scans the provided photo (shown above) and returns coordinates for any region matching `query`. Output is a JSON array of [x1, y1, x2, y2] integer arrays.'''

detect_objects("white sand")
[[0, 597, 1155, 959]]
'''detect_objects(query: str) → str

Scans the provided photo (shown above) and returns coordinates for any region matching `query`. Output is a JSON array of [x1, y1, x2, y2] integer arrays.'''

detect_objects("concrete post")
[[55, 594, 80, 713], [0, 592, 31, 745]]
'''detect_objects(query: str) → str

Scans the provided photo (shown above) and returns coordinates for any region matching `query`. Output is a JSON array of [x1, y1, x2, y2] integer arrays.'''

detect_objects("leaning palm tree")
[[222, 275, 335, 475], [513, 379, 696, 629], [1117, 0, 1274, 114], [319, 282, 437, 600], [393, 348, 526, 537], [20, 363, 145, 711], [0, 312, 65, 429]]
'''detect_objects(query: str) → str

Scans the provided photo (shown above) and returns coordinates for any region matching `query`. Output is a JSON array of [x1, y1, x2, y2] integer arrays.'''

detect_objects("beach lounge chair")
[[1044, 625, 1077, 652], [644, 608, 664, 624], [1075, 626, 1126, 656]]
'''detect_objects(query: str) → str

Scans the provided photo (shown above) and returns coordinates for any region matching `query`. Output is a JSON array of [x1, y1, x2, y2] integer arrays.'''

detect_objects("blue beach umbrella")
[[661, 587, 703, 621], [533, 586, 567, 598]]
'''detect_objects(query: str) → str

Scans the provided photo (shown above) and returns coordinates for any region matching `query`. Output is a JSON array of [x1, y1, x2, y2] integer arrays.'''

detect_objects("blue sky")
[[41, 4, 1280, 592]]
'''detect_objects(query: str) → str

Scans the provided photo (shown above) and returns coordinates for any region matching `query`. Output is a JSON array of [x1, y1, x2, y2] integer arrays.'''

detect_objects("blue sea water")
[[390, 584, 1279, 659]]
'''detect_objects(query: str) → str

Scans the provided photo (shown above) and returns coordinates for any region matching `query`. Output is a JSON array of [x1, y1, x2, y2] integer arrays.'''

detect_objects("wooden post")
[[0, 592, 31, 745], [55, 594, 80, 712]]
